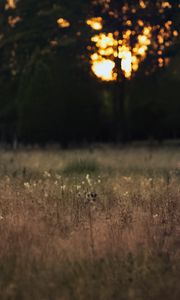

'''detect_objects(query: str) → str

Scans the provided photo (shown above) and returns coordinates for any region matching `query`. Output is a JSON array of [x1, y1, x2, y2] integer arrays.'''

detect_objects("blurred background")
[[0, 0, 180, 146]]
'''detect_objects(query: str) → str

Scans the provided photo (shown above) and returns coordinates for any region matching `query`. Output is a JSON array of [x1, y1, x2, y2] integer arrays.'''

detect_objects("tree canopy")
[[0, 0, 180, 144]]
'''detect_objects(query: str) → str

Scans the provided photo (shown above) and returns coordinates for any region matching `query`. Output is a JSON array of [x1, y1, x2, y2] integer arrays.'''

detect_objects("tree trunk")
[[113, 75, 126, 142]]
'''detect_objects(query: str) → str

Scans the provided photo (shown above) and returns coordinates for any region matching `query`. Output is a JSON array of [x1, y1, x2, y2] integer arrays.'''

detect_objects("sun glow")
[[8, 15, 21, 27], [89, 26, 152, 81], [139, 1, 147, 9], [57, 18, 70, 28], [91, 56, 116, 81], [88, 1, 179, 81], [86, 17, 103, 30], [5, 0, 16, 10]]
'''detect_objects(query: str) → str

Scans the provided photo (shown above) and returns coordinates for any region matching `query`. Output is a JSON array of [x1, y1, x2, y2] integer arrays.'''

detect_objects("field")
[[0, 145, 179, 300]]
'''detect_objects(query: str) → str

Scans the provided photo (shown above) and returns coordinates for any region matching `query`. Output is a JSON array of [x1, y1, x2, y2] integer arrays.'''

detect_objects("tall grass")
[[0, 146, 179, 299]]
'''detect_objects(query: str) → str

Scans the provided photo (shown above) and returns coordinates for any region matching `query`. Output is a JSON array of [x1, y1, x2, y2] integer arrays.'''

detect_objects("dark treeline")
[[0, 0, 180, 145]]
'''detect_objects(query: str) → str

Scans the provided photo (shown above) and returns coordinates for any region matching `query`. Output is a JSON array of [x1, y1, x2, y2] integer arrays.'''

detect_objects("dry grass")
[[0, 146, 179, 300]]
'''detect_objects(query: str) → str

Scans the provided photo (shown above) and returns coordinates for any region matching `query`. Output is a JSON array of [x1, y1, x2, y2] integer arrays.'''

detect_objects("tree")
[[0, 0, 79, 142], [85, 0, 179, 141], [0, 1, 21, 141], [1, 0, 103, 144], [0, 0, 179, 143]]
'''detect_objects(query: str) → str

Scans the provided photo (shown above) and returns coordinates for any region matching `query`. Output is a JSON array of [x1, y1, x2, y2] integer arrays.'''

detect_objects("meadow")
[[0, 145, 179, 300]]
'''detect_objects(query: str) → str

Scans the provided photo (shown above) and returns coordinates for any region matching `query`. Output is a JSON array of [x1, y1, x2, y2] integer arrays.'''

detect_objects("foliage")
[[0, 0, 180, 144]]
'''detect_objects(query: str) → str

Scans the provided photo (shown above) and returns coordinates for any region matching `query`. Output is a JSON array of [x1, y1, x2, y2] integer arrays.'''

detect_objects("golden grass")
[[0, 146, 179, 299]]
